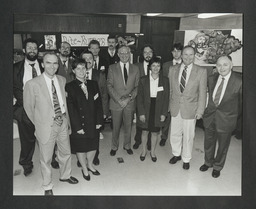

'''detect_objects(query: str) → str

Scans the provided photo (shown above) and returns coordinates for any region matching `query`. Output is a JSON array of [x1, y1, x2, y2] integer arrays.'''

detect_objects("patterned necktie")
[[123, 63, 128, 84], [94, 60, 97, 70], [52, 80, 63, 124], [30, 63, 37, 78], [180, 66, 188, 93], [63, 60, 68, 73], [214, 77, 225, 106], [81, 82, 88, 99]]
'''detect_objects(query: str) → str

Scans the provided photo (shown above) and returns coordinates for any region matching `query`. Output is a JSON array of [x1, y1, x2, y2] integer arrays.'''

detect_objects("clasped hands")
[[118, 94, 131, 108]]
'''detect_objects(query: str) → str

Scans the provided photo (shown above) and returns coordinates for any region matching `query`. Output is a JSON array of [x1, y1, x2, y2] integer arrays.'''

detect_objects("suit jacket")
[[135, 62, 149, 77], [13, 59, 44, 122], [203, 72, 242, 133], [23, 74, 70, 144], [101, 49, 120, 66], [91, 69, 109, 116], [163, 61, 173, 77], [107, 62, 140, 111], [56, 57, 74, 83], [137, 75, 170, 128], [169, 63, 207, 119], [65, 79, 104, 138]]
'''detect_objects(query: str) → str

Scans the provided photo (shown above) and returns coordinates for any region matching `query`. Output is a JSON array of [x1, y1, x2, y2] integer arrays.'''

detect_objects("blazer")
[[134, 62, 149, 77], [13, 59, 44, 122], [203, 72, 242, 133], [56, 57, 74, 83], [168, 63, 207, 119], [65, 79, 104, 138], [91, 69, 109, 116], [162, 61, 173, 77], [137, 74, 170, 129], [23, 74, 70, 144], [107, 62, 140, 111]]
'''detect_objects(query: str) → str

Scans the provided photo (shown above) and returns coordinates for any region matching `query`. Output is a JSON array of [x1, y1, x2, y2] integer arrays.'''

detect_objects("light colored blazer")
[[23, 74, 70, 144], [168, 63, 207, 119], [107, 62, 140, 111]]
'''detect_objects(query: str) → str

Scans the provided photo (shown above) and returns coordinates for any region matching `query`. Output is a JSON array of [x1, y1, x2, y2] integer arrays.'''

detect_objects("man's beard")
[[145, 56, 152, 62], [61, 51, 70, 57], [26, 52, 38, 61]]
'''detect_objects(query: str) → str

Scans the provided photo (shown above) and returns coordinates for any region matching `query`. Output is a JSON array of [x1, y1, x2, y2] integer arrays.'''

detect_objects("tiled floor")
[[13, 123, 242, 196]]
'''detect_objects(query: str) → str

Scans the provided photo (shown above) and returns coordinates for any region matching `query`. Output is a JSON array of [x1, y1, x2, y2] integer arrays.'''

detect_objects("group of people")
[[13, 35, 242, 196]]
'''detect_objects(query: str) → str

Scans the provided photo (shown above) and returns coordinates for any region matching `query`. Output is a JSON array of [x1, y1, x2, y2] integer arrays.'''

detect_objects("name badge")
[[158, 86, 164, 92], [94, 93, 99, 100]]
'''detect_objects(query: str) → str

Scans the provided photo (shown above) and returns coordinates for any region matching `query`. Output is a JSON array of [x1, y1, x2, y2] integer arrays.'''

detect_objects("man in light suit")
[[199, 55, 242, 178], [13, 38, 43, 176], [160, 43, 183, 147], [107, 45, 140, 156], [23, 52, 78, 196], [168, 46, 207, 170], [56, 41, 74, 83], [133, 44, 156, 150]]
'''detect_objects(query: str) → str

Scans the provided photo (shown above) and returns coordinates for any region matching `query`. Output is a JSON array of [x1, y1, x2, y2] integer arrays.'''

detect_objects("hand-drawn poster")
[[44, 35, 56, 50]]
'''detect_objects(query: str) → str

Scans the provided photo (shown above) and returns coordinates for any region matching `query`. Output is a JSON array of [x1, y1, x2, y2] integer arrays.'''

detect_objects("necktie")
[[94, 60, 98, 70], [63, 60, 68, 73], [86, 71, 89, 80], [123, 63, 128, 84], [214, 77, 225, 106], [180, 66, 188, 93], [81, 82, 88, 99], [30, 63, 37, 78], [52, 80, 63, 125]]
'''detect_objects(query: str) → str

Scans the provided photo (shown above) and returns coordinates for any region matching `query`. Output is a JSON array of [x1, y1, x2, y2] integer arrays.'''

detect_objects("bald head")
[[216, 56, 233, 77]]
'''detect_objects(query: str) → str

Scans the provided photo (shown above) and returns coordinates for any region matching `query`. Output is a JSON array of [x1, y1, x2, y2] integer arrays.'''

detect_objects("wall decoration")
[[44, 35, 57, 50]]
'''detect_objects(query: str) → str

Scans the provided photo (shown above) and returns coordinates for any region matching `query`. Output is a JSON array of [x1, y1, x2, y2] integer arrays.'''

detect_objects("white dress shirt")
[[178, 63, 193, 85], [23, 59, 41, 88], [86, 68, 93, 80], [212, 71, 232, 105], [150, 72, 159, 98], [43, 73, 66, 115], [108, 49, 116, 57], [120, 62, 129, 85], [173, 59, 182, 65], [143, 61, 149, 75]]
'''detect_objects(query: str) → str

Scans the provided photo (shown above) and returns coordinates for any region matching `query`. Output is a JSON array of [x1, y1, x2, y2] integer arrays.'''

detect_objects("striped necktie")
[[63, 60, 68, 73], [52, 80, 63, 124], [180, 66, 188, 93], [80, 82, 88, 99], [213, 77, 225, 106], [30, 63, 38, 78]]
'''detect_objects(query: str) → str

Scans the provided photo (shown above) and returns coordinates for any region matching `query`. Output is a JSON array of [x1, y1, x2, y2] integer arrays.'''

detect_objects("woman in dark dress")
[[65, 58, 104, 180], [137, 57, 169, 162]]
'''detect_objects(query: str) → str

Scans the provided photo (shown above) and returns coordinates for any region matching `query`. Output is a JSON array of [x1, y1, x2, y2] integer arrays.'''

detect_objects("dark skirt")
[[142, 98, 160, 133], [70, 130, 99, 153]]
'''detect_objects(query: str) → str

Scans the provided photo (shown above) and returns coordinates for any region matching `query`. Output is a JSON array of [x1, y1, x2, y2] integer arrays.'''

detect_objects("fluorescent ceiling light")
[[198, 13, 233, 19], [146, 13, 162, 16]]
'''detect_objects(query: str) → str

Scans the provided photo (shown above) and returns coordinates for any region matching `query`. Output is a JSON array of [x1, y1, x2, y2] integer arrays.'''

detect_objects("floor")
[[13, 123, 242, 196]]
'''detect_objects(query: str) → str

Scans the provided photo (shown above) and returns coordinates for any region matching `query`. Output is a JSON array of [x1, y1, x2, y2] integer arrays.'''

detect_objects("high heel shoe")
[[82, 170, 91, 181], [140, 153, 147, 161], [88, 168, 100, 176], [150, 152, 157, 162]]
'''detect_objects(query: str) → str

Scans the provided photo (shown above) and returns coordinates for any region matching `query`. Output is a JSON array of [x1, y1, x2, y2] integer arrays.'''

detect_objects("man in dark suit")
[[13, 38, 44, 176], [88, 40, 108, 77], [56, 41, 74, 83], [160, 43, 183, 147], [133, 44, 156, 150], [81, 50, 109, 165], [107, 45, 140, 156], [199, 55, 242, 178]]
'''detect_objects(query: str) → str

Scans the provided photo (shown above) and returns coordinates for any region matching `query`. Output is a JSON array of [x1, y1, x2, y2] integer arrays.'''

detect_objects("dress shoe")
[[150, 152, 157, 162], [140, 153, 147, 161], [88, 168, 100, 175], [51, 160, 59, 169], [183, 162, 190, 170], [93, 158, 100, 166], [82, 170, 91, 181], [133, 142, 140, 149], [44, 189, 53, 196], [23, 168, 32, 176], [199, 164, 210, 172], [124, 148, 133, 155], [159, 138, 166, 146], [77, 160, 82, 167], [59, 176, 79, 184], [212, 170, 220, 178], [169, 156, 181, 164], [110, 149, 117, 156]]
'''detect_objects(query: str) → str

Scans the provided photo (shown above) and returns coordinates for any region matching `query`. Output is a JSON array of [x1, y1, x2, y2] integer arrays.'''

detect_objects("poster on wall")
[[44, 35, 57, 50], [184, 29, 243, 66]]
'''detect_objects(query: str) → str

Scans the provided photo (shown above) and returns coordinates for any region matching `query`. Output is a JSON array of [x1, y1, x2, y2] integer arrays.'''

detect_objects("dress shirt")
[[94, 56, 99, 69], [86, 68, 93, 80], [108, 49, 116, 57], [23, 59, 41, 88], [43, 73, 66, 115], [120, 62, 129, 85], [149, 72, 159, 98], [173, 59, 182, 65], [143, 61, 149, 75], [60, 57, 69, 67], [178, 63, 193, 85], [212, 71, 232, 105]]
